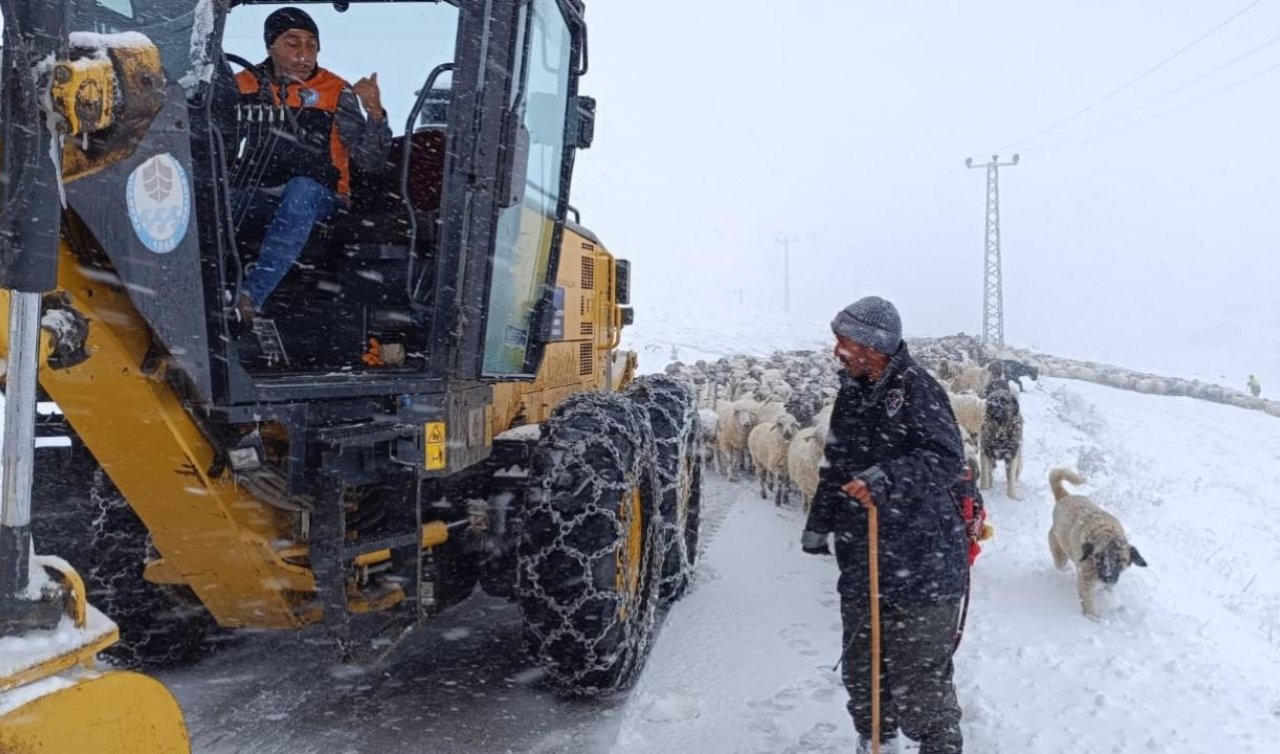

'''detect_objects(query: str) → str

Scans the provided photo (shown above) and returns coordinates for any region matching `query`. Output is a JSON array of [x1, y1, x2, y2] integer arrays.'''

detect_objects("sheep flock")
[[661, 333, 1278, 512]]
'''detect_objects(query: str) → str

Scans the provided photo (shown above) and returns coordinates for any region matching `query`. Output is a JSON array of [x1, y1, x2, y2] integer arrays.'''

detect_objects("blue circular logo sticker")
[[126, 153, 191, 254]]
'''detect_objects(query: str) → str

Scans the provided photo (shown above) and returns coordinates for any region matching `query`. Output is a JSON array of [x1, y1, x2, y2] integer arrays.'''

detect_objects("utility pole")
[[775, 237, 796, 313], [965, 154, 1019, 348]]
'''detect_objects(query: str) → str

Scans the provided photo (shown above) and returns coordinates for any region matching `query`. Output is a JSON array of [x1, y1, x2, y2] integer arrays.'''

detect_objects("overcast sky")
[[224, 1, 1280, 385], [565, 0, 1280, 385]]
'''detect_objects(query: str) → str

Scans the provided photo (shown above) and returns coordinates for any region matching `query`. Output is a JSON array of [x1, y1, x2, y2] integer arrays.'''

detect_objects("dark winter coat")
[[803, 344, 968, 607], [231, 63, 391, 197]]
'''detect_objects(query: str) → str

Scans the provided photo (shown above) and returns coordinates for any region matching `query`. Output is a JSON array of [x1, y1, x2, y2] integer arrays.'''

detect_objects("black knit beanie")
[[264, 7, 320, 49]]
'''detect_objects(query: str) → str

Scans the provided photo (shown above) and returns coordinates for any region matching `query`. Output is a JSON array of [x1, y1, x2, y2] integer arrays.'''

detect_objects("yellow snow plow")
[[0, 558, 189, 752], [4, 5, 682, 742]]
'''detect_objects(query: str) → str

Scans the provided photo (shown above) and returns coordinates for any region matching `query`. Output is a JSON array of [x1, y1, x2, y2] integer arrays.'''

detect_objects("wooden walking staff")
[[837, 475, 884, 752], [868, 504, 882, 754]]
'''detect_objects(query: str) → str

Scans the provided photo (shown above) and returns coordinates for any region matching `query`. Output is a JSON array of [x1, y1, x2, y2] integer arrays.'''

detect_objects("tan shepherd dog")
[[1048, 468, 1147, 618], [980, 387, 1023, 499]]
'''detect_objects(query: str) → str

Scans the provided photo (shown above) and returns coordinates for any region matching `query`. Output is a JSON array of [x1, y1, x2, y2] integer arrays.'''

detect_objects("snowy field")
[[598, 298, 1280, 752], [611, 376, 1280, 753]]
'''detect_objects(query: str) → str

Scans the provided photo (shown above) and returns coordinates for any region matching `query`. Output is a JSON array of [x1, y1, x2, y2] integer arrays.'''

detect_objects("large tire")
[[517, 392, 663, 696], [30, 444, 228, 669], [626, 374, 702, 605]]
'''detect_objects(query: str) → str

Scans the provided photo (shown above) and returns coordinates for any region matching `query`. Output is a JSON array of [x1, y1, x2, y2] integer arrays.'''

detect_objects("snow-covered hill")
[[610, 375, 1280, 753]]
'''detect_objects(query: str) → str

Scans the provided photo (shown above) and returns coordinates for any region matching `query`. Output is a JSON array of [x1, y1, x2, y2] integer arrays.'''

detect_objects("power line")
[[1020, 31, 1280, 153], [1024, 58, 1280, 155], [1001, 0, 1265, 151]]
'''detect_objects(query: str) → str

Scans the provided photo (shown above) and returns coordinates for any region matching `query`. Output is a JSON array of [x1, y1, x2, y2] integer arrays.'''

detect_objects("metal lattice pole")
[[965, 154, 1019, 347]]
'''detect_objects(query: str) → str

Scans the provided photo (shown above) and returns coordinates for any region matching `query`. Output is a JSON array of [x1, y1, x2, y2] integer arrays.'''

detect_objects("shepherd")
[[801, 296, 968, 754]]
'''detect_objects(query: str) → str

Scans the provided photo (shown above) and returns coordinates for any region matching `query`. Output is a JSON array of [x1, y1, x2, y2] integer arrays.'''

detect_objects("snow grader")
[[0, 0, 700, 744]]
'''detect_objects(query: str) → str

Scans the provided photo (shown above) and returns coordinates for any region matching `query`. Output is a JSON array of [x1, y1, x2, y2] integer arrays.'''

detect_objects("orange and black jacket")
[[234, 63, 390, 197]]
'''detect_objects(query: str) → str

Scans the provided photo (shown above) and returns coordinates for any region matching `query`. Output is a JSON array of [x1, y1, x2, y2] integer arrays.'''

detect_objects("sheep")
[[750, 399, 788, 427], [754, 380, 794, 403], [713, 398, 755, 482], [813, 402, 835, 445], [961, 431, 980, 472], [785, 390, 821, 427], [731, 377, 760, 401], [947, 392, 986, 449], [748, 411, 800, 506], [697, 407, 719, 464], [786, 426, 824, 513], [700, 380, 726, 408], [949, 366, 988, 395]]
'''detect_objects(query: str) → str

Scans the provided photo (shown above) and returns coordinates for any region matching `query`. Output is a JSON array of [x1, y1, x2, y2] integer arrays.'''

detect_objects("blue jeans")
[[238, 177, 341, 311]]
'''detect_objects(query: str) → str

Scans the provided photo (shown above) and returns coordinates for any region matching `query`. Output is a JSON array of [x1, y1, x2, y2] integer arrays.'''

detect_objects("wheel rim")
[[616, 485, 644, 619]]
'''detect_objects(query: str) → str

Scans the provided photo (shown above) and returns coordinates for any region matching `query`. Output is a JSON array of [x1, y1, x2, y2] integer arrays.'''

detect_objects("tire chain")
[[82, 466, 216, 667], [625, 374, 702, 602], [518, 392, 664, 695]]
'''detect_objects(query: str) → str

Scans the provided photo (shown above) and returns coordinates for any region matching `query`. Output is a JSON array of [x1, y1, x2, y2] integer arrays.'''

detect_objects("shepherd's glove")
[[801, 529, 832, 556]]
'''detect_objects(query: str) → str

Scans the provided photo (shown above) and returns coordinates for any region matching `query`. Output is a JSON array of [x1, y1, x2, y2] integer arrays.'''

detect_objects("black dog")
[[991, 359, 1038, 393]]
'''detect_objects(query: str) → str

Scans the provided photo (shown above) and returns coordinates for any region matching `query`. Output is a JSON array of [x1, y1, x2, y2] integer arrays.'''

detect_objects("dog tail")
[[1049, 467, 1085, 502]]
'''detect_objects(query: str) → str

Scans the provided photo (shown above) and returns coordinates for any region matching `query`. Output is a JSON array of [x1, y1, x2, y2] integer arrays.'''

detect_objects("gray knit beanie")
[[831, 296, 902, 354]]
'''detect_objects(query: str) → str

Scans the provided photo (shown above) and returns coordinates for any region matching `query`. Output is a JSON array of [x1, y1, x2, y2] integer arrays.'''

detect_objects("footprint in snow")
[[639, 691, 700, 724], [781, 624, 820, 656], [755, 684, 802, 712], [779, 721, 852, 754]]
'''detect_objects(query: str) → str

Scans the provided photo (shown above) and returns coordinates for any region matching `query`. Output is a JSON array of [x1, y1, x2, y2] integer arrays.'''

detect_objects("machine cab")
[[13, 0, 592, 405]]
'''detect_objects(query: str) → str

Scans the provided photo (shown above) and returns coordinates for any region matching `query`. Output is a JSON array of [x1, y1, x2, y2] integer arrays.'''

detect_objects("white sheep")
[[947, 393, 986, 448], [748, 411, 800, 506], [731, 377, 760, 401], [949, 366, 988, 395], [713, 398, 755, 482], [751, 399, 788, 426], [726, 398, 786, 477], [697, 408, 719, 464], [813, 402, 835, 445], [786, 426, 824, 513], [754, 380, 794, 403]]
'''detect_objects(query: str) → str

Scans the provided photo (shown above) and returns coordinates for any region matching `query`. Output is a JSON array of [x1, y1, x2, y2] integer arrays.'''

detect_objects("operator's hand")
[[842, 478, 875, 509], [801, 530, 831, 556], [352, 73, 384, 120]]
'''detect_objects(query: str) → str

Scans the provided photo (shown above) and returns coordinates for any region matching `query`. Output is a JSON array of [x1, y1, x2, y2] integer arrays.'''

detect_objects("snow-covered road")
[[23, 269, 1262, 752], [164, 593, 625, 754], [170, 374, 1280, 753]]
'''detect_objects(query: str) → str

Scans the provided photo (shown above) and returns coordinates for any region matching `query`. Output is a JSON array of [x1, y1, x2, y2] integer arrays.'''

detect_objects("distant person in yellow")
[[1247, 374, 1261, 398]]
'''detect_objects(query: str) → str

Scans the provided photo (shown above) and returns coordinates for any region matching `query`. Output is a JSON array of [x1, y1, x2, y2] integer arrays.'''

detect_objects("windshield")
[[480, 0, 572, 376], [222, 2, 458, 126], [69, 0, 204, 86]]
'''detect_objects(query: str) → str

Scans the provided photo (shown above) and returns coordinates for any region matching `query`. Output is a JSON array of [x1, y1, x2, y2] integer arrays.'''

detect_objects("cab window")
[[481, 0, 574, 376]]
